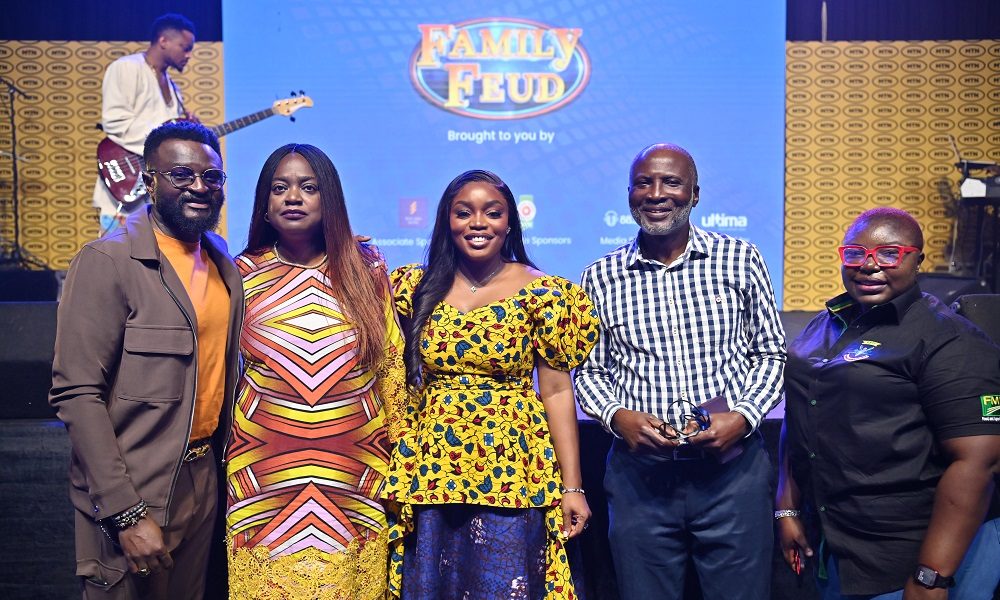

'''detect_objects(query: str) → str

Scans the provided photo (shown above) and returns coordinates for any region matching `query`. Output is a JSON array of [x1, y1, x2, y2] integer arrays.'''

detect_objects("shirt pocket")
[[604, 302, 656, 354], [117, 325, 193, 402], [691, 283, 745, 352]]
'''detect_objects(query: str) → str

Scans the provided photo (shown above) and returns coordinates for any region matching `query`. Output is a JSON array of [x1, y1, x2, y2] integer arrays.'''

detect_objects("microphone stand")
[[0, 75, 46, 270]]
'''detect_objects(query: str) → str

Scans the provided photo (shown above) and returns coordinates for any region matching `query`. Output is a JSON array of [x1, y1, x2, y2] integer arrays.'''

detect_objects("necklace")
[[273, 242, 326, 269], [462, 263, 504, 293], [142, 52, 161, 75]]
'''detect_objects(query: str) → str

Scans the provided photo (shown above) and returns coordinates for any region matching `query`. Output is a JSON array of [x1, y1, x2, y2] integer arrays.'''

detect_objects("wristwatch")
[[913, 565, 955, 589]]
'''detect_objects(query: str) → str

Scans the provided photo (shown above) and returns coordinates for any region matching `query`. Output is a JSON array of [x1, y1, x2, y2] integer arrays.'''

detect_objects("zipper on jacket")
[[158, 264, 198, 527], [220, 294, 245, 464]]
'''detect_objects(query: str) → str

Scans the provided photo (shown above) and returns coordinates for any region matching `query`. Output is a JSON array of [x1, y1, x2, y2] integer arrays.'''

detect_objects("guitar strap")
[[100, 202, 126, 237], [168, 76, 188, 119]]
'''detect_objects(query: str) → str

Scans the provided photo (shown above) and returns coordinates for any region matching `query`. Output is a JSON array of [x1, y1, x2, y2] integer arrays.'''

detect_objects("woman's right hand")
[[777, 516, 813, 572], [560, 492, 592, 540]]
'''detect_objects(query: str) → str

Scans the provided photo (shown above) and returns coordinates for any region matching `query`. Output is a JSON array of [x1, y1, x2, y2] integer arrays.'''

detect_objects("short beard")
[[630, 202, 692, 237], [155, 193, 223, 240]]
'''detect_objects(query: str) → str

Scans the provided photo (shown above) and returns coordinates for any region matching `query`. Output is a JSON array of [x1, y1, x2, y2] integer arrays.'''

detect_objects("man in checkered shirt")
[[574, 143, 786, 600]]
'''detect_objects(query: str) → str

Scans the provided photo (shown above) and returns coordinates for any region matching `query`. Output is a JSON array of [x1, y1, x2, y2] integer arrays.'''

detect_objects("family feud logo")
[[410, 18, 590, 120]]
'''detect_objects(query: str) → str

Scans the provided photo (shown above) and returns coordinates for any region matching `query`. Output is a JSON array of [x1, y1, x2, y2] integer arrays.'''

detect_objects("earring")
[[506, 227, 511, 234], [264, 213, 270, 222]]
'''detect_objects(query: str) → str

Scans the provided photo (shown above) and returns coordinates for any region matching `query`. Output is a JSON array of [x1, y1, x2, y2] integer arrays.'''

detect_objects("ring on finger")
[[136, 567, 151, 577]]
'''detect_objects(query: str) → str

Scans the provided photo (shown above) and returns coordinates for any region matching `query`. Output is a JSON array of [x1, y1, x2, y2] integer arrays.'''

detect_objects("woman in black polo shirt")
[[775, 207, 1000, 599]]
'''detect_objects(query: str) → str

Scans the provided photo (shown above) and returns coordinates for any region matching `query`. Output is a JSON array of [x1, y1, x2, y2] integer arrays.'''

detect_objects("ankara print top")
[[383, 263, 599, 599]]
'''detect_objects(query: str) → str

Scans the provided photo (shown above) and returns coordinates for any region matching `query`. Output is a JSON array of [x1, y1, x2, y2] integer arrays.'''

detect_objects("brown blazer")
[[49, 206, 243, 527]]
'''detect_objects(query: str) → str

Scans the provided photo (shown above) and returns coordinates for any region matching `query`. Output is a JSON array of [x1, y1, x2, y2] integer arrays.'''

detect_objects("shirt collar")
[[625, 224, 711, 268], [824, 283, 923, 327]]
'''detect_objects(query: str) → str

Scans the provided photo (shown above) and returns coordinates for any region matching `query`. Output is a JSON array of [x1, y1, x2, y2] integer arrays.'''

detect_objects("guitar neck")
[[211, 108, 276, 138]]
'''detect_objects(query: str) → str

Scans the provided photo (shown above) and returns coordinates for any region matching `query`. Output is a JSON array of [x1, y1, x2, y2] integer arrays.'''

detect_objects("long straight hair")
[[244, 143, 387, 367], [404, 169, 536, 386]]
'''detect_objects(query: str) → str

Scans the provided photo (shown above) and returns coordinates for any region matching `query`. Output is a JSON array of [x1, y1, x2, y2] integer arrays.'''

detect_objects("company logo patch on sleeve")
[[982, 395, 1000, 421]]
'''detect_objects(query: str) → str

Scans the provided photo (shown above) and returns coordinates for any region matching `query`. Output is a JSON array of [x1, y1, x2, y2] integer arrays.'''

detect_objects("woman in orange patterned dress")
[[225, 144, 405, 599]]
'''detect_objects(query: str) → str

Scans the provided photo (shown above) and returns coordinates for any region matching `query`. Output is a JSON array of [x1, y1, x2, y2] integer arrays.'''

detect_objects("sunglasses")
[[838, 244, 920, 268], [147, 166, 227, 190]]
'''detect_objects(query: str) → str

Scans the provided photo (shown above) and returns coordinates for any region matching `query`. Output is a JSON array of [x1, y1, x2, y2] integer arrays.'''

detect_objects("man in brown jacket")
[[50, 120, 243, 599]]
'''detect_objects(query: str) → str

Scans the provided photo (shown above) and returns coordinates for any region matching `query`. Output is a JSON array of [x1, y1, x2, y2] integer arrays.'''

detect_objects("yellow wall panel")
[[0, 41, 224, 271], [784, 40, 1000, 310]]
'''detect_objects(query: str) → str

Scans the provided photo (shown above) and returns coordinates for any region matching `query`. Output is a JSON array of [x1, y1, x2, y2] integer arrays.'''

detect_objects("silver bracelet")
[[109, 500, 148, 530], [774, 509, 801, 520], [562, 487, 586, 495]]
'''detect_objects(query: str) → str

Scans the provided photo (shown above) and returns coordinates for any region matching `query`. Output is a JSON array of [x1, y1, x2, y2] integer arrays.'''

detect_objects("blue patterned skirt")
[[402, 505, 563, 600]]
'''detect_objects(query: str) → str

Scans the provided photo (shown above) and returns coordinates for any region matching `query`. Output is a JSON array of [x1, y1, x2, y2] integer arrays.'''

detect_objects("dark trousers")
[[604, 436, 773, 600], [80, 449, 218, 599]]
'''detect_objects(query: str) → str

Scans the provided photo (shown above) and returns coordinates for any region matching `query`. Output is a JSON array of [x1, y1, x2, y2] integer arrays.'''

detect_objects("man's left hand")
[[688, 404, 749, 454], [903, 578, 948, 600]]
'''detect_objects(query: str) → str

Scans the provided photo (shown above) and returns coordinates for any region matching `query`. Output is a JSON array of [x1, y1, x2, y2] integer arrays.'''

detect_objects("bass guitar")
[[97, 95, 313, 208]]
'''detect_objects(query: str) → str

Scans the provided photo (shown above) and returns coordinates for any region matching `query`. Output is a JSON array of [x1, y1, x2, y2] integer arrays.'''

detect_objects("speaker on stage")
[[0, 301, 57, 418], [0, 270, 64, 301], [952, 294, 1000, 344], [917, 273, 990, 306]]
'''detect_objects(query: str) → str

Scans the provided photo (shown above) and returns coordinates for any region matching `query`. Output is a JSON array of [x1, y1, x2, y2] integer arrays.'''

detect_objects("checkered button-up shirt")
[[574, 225, 786, 434]]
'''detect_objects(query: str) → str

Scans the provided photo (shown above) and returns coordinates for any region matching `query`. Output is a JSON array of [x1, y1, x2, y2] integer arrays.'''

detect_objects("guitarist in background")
[[93, 13, 198, 235]]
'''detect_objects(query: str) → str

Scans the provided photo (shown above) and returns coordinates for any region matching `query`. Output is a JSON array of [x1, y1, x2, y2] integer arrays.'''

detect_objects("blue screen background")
[[221, 0, 786, 303]]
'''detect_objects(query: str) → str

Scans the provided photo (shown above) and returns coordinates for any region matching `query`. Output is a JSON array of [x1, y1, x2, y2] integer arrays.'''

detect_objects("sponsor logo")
[[700, 212, 748, 230], [788, 61, 811, 73], [410, 18, 590, 120], [788, 46, 811, 59], [843, 339, 880, 362], [600, 236, 632, 246], [816, 45, 841, 59], [517, 194, 536, 230], [603, 210, 635, 227], [398, 198, 427, 228], [982, 395, 1000, 421]]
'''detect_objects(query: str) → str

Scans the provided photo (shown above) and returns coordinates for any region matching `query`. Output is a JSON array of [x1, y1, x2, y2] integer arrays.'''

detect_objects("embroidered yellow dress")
[[225, 248, 407, 600], [384, 264, 599, 599]]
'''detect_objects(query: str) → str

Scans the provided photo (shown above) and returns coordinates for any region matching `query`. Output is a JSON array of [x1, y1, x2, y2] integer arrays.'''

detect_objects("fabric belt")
[[424, 372, 533, 391], [183, 438, 212, 462]]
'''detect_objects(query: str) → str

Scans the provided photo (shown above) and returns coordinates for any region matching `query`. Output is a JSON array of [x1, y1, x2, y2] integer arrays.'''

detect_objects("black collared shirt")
[[784, 284, 1000, 595]]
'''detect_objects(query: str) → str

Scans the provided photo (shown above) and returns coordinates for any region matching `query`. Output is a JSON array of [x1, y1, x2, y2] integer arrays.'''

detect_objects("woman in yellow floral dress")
[[225, 144, 406, 599], [384, 169, 599, 599]]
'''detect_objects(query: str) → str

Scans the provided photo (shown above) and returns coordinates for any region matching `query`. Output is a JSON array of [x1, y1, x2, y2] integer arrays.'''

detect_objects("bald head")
[[845, 207, 924, 250], [630, 143, 698, 188]]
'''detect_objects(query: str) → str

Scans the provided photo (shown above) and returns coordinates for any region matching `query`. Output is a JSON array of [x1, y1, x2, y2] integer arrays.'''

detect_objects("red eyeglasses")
[[838, 245, 920, 268]]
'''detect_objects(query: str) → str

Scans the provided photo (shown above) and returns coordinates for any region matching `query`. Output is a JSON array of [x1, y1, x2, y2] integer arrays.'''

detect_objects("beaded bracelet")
[[773, 509, 801, 520], [109, 500, 148, 530], [562, 487, 586, 495]]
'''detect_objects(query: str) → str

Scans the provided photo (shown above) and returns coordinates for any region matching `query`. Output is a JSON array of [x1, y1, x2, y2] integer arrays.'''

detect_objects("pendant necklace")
[[273, 242, 327, 269], [463, 263, 503, 293]]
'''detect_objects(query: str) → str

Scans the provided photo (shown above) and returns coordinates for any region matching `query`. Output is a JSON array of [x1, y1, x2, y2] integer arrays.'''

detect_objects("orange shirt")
[[154, 230, 230, 442]]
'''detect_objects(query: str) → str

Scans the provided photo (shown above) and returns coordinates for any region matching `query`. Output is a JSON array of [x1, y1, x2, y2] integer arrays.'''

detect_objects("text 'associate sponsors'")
[[370, 236, 428, 248]]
